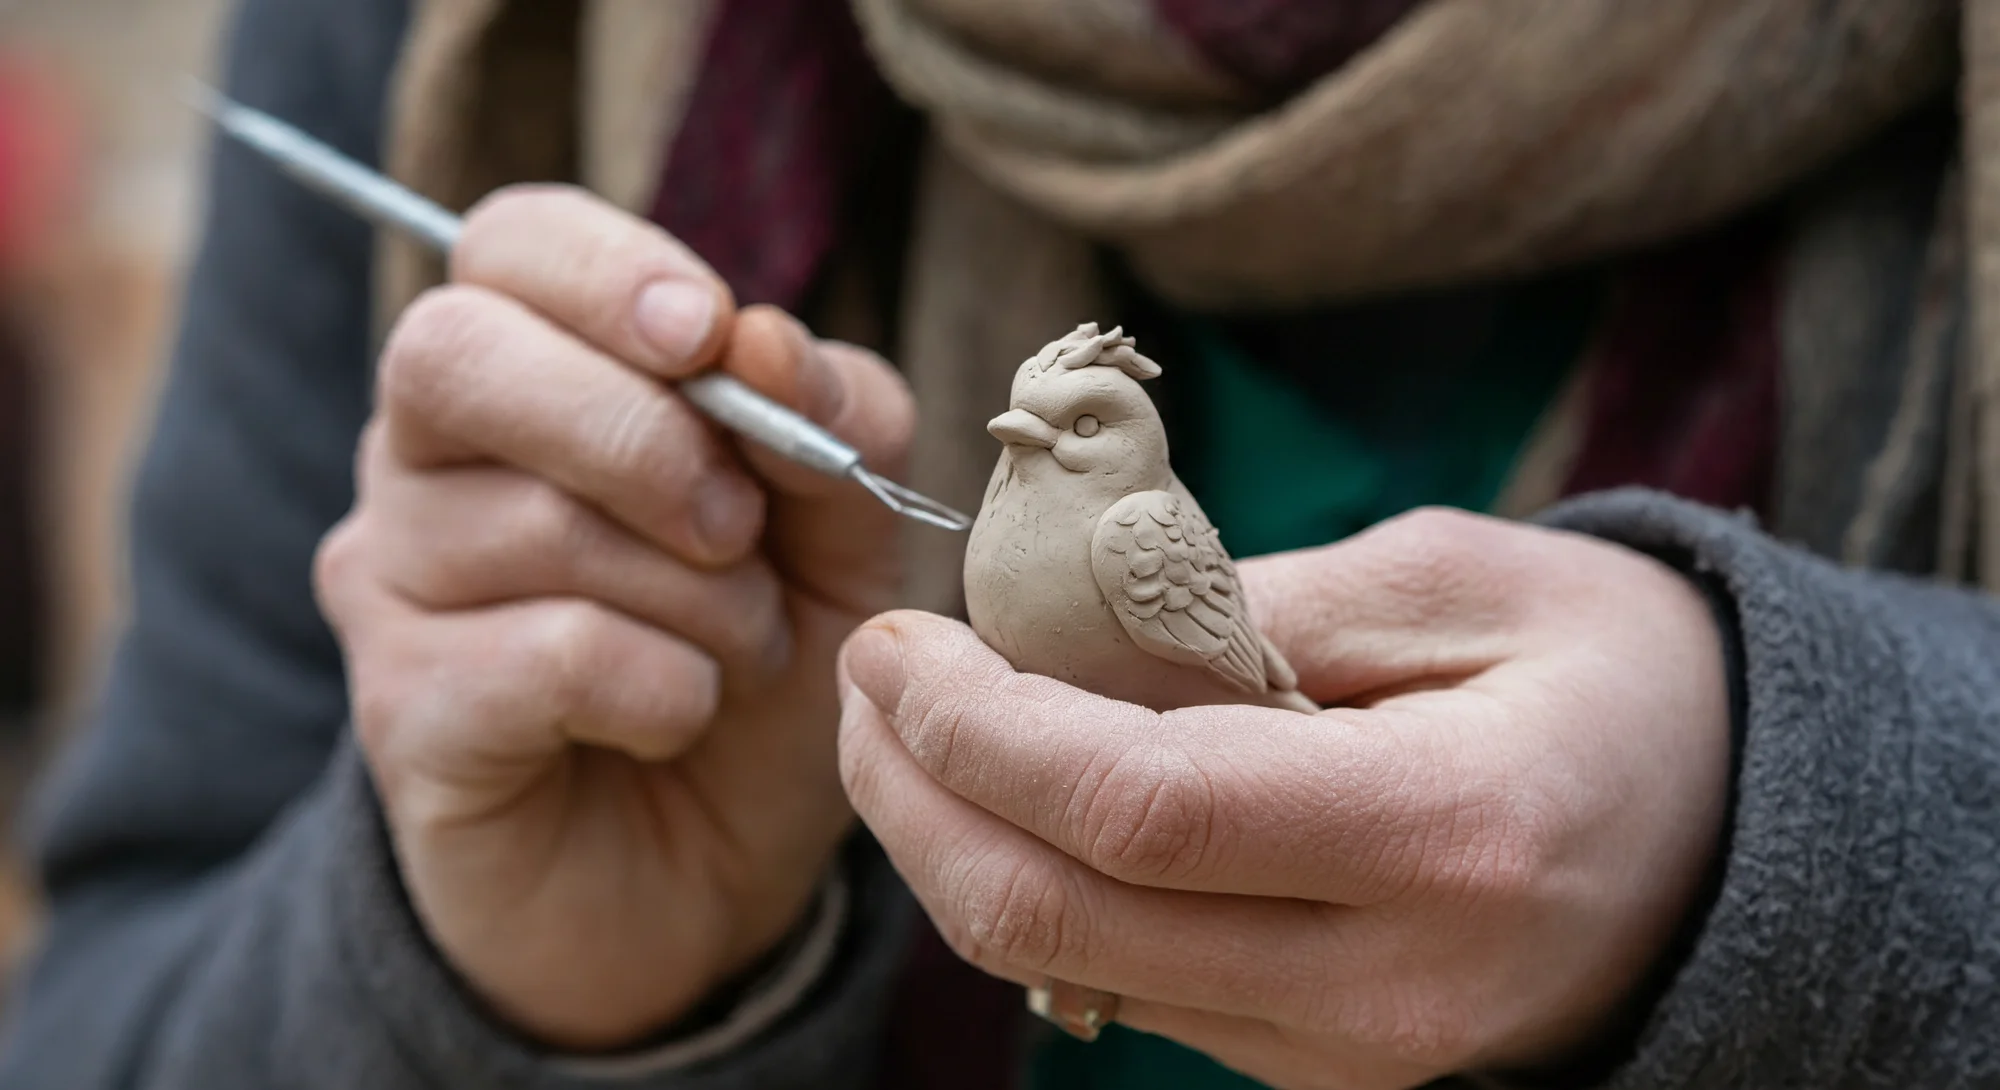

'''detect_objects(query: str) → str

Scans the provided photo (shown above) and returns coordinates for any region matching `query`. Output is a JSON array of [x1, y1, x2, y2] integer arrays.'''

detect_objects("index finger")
[[717, 308, 916, 615], [713, 307, 915, 499], [839, 611, 1462, 906], [454, 184, 735, 377]]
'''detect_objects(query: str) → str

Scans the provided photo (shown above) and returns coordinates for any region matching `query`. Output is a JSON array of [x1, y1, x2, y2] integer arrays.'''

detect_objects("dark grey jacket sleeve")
[[0, 0, 910, 1086], [1539, 489, 2000, 1090]]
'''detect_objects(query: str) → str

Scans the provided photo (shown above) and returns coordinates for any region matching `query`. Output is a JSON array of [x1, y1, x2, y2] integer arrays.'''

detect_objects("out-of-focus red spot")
[[0, 54, 82, 270]]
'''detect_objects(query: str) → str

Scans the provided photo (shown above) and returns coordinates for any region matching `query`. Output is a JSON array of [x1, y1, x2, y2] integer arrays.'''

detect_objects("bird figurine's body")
[[964, 324, 1317, 714]]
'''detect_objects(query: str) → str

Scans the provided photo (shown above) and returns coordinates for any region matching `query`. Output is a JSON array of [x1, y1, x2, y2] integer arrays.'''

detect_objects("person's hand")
[[313, 185, 912, 1050], [837, 507, 1731, 1089]]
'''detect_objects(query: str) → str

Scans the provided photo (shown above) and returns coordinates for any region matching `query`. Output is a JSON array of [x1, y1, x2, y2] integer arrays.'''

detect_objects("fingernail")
[[841, 625, 906, 714], [635, 280, 717, 369], [697, 478, 760, 555]]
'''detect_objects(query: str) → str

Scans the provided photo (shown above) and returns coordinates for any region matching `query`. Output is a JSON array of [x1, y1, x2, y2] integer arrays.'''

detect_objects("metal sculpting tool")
[[181, 82, 971, 533]]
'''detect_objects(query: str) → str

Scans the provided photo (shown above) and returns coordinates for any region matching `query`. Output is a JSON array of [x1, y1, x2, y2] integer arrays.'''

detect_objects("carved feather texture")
[[1092, 490, 1267, 695]]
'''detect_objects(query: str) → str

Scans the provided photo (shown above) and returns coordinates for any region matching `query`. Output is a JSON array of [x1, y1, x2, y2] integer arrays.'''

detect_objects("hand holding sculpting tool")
[[182, 82, 972, 533]]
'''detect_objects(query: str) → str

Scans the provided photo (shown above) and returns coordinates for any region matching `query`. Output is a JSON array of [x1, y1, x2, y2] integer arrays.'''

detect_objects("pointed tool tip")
[[853, 468, 974, 532]]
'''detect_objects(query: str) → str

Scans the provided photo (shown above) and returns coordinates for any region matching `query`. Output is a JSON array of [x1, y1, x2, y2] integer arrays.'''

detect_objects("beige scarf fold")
[[379, 0, 2000, 595], [375, 0, 713, 330], [1964, 0, 2000, 586], [855, 0, 1955, 308]]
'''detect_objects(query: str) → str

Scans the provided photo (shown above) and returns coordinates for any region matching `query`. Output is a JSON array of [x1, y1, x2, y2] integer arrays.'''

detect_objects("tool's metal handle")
[[198, 84, 465, 252], [679, 373, 861, 477], [185, 82, 973, 532]]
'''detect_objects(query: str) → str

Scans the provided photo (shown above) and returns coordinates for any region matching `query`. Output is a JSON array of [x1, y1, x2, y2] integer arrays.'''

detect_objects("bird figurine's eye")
[[1073, 414, 1102, 437]]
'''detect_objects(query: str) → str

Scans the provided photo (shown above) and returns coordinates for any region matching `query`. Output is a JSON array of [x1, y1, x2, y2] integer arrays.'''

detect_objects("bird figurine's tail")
[[1271, 688, 1321, 714], [1257, 632, 1321, 714]]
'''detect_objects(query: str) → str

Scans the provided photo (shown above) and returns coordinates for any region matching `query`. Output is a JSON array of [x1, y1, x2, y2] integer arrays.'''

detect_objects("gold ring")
[[1026, 978, 1122, 1042]]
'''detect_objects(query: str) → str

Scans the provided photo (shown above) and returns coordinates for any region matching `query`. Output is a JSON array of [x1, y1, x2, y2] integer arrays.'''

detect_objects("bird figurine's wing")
[[1092, 491, 1267, 695]]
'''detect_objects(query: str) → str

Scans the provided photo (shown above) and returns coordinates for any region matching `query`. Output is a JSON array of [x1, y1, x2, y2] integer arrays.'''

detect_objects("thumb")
[[1238, 508, 1530, 704], [716, 306, 913, 615]]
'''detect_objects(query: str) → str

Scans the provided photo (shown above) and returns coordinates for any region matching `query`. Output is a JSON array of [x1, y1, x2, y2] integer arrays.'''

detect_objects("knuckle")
[[347, 661, 409, 758], [902, 691, 970, 778], [1334, 748, 1457, 904], [462, 182, 591, 237], [412, 480, 593, 602], [312, 517, 372, 623], [1346, 801, 1434, 906], [625, 662, 720, 762], [1081, 742, 1219, 884], [1429, 778, 1552, 908], [378, 285, 497, 415], [517, 600, 611, 713], [934, 917, 989, 974], [461, 184, 701, 342], [346, 653, 453, 813], [1382, 508, 1483, 576], [591, 394, 701, 497], [958, 853, 1087, 974], [1471, 810, 1552, 907], [1357, 507, 1503, 618], [511, 478, 597, 562], [353, 417, 391, 488], [664, 652, 723, 724], [340, 634, 426, 771], [313, 524, 412, 766], [312, 518, 362, 595], [1341, 988, 1480, 1070], [1387, 505, 1489, 544], [891, 652, 992, 775]]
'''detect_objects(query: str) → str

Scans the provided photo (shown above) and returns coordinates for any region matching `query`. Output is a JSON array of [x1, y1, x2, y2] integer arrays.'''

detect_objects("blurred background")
[[0, 0, 229, 970]]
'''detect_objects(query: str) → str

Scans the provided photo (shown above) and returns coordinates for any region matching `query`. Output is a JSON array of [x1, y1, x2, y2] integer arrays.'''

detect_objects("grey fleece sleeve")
[[1537, 489, 2000, 1089], [0, 0, 913, 1085]]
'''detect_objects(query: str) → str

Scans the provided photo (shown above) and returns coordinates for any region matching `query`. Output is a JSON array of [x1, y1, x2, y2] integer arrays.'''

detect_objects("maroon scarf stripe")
[[1152, 0, 1430, 97], [650, 0, 893, 309], [1561, 220, 1780, 514]]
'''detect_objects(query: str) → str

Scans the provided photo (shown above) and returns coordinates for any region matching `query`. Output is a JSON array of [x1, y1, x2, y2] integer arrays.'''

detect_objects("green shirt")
[[1029, 271, 1602, 1089]]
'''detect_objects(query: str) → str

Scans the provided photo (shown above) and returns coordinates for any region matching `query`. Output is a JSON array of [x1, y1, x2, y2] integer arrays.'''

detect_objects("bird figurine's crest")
[[963, 323, 1316, 715], [1024, 322, 1163, 381]]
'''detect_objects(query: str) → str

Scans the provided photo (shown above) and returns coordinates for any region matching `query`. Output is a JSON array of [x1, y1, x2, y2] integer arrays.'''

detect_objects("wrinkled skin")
[[840, 508, 1732, 1089], [315, 184, 914, 1050]]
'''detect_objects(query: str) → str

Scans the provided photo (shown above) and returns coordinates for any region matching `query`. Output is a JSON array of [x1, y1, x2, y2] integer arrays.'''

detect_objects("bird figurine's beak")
[[988, 408, 1059, 449]]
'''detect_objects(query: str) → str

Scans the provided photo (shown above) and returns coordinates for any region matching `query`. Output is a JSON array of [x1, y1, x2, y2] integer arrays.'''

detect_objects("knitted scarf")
[[654, 1, 1949, 518], [658, 2, 1948, 310]]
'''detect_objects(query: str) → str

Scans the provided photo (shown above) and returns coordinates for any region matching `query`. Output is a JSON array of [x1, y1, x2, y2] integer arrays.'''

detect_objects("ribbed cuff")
[[325, 738, 916, 1088], [1528, 488, 1923, 1089], [550, 870, 850, 1078]]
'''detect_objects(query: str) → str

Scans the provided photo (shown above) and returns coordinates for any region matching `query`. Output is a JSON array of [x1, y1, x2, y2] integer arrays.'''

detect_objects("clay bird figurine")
[[964, 323, 1317, 714]]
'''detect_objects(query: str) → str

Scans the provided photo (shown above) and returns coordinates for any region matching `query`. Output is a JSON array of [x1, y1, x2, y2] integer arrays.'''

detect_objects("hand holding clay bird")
[[964, 323, 1317, 713]]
